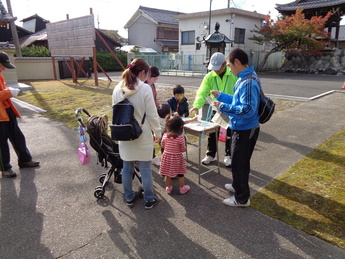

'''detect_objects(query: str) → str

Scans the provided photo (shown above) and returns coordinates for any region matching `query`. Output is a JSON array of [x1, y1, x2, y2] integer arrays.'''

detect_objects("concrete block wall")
[[14, 58, 60, 80]]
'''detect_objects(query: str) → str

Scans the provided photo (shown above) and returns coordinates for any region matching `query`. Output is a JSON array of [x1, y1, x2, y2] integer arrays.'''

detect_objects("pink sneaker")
[[166, 186, 173, 194], [179, 185, 190, 194]]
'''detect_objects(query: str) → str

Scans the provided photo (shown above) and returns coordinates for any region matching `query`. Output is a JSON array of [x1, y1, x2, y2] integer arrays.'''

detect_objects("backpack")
[[110, 98, 146, 141], [246, 75, 275, 124], [258, 89, 275, 124]]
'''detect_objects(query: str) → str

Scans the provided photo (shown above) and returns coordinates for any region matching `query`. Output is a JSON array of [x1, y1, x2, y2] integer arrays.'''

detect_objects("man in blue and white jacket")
[[211, 48, 261, 207]]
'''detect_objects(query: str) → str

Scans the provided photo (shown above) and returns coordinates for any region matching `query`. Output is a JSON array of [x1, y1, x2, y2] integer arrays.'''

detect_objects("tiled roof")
[[139, 6, 184, 25], [20, 14, 49, 23], [276, 0, 345, 11], [0, 0, 16, 23], [0, 42, 15, 49], [155, 39, 179, 47], [20, 29, 47, 46]]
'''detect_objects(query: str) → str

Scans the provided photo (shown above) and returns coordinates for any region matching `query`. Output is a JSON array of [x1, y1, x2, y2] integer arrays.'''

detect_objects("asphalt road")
[[99, 71, 345, 100]]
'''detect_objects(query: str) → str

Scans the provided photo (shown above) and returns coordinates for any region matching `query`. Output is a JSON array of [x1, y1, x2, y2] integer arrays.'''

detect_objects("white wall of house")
[[127, 16, 161, 52], [177, 8, 266, 57]]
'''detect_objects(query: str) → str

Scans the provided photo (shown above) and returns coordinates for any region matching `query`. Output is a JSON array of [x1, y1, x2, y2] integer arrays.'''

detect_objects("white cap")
[[208, 52, 226, 71]]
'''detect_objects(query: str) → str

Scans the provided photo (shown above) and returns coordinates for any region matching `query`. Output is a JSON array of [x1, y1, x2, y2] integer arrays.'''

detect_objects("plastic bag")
[[77, 142, 91, 165]]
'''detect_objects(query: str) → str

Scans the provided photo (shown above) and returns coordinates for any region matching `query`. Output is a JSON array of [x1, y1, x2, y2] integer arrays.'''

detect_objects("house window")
[[157, 27, 178, 40], [181, 31, 195, 45], [234, 28, 245, 44]]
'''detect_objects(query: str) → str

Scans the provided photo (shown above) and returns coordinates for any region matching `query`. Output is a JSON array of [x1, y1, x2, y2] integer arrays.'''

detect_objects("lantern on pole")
[[197, 22, 233, 69]]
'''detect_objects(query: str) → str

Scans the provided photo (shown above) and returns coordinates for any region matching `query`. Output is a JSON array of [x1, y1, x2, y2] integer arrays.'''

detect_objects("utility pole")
[[6, 0, 21, 57], [208, 0, 212, 34]]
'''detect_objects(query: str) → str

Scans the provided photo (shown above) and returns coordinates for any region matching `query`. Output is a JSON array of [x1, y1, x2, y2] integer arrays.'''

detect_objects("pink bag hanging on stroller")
[[78, 142, 91, 165]]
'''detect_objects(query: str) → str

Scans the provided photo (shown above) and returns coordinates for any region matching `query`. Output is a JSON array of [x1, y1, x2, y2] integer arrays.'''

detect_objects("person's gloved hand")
[[9, 87, 20, 97]]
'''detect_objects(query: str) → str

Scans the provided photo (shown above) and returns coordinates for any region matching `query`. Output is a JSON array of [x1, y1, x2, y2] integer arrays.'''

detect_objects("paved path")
[[0, 74, 344, 258]]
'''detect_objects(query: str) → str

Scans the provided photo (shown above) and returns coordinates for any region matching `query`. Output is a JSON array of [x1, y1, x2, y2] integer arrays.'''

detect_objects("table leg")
[[215, 129, 220, 174], [198, 135, 202, 184]]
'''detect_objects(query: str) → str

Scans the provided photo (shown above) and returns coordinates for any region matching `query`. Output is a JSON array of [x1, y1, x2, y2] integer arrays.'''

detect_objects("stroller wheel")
[[94, 186, 104, 199], [99, 173, 107, 184]]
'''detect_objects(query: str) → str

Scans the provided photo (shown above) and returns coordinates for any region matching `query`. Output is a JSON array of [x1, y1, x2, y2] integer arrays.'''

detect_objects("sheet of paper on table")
[[183, 119, 219, 132]]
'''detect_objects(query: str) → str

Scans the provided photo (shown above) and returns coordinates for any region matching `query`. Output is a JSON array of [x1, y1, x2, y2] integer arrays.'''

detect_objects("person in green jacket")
[[189, 52, 237, 166]]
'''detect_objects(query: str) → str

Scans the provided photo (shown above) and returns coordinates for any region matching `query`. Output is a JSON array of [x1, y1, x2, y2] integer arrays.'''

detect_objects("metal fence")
[[135, 51, 284, 76]]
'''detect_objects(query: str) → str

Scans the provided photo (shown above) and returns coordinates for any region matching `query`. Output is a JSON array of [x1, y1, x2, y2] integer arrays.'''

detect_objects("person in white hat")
[[0, 51, 40, 178], [189, 52, 237, 166]]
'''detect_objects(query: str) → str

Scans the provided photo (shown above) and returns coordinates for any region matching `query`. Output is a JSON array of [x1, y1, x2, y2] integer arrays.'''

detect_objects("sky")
[[3, 0, 308, 37]]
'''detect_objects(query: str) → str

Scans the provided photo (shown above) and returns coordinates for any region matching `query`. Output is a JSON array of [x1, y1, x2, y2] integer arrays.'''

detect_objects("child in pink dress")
[[159, 115, 190, 194]]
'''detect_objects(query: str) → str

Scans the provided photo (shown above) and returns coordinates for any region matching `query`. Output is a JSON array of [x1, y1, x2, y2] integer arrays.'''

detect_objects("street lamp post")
[[208, 0, 212, 34]]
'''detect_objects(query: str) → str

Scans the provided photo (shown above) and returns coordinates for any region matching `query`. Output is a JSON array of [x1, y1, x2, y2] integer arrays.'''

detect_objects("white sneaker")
[[224, 156, 231, 167], [223, 196, 250, 207], [201, 155, 215, 165], [224, 184, 235, 192], [152, 156, 161, 166]]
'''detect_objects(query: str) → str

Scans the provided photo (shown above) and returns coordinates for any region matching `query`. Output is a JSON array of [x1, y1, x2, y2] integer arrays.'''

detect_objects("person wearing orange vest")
[[0, 51, 39, 178]]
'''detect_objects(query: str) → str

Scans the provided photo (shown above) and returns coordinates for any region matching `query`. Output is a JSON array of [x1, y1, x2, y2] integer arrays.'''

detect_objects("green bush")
[[20, 46, 127, 72], [90, 51, 127, 72], [20, 46, 51, 57]]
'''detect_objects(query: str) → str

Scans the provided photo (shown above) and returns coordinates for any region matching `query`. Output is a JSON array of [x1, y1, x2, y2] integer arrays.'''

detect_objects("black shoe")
[[145, 198, 159, 210], [2, 169, 17, 178], [19, 160, 40, 168], [126, 193, 138, 208]]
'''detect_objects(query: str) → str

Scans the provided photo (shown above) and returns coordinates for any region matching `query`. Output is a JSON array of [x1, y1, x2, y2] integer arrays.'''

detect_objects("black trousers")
[[231, 127, 260, 204], [0, 108, 32, 171], [206, 127, 232, 157]]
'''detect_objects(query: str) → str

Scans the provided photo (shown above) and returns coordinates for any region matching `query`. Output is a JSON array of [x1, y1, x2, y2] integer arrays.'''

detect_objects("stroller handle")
[[75, 108, 91, 118]]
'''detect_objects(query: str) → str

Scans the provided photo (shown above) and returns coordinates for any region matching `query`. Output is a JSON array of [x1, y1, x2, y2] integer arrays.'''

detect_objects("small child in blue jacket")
[[167, 85, 189, 117]]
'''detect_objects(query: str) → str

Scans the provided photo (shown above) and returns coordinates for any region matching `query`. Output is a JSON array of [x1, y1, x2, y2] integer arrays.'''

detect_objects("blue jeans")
[[122, 160, 155, 203]]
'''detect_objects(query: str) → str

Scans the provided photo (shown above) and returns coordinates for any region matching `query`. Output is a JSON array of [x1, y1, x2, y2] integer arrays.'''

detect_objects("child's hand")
[[173, 112, 179, 117], [189, 107, 198, 116], [190, 117, 198, 123], [154, 136, 160, 143]]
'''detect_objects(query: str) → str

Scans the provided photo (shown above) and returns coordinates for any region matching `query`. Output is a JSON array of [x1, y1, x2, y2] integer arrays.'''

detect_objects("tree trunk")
[[257, 46, 283, 71]]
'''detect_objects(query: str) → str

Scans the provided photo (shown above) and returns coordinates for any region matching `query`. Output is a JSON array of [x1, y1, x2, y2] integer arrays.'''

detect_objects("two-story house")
[[175, 7, 266, 57], [124, 6, 183, 53]]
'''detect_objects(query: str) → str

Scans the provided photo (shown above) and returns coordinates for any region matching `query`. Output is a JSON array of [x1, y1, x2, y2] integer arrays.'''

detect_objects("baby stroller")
[[75, 108, 141, 199]]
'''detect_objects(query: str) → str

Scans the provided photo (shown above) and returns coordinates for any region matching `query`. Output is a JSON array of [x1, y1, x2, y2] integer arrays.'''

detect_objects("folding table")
[[183, 120, 220, 184]]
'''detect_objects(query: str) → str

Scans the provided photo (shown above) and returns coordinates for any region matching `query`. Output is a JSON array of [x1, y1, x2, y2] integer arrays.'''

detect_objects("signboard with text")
[[47, 15, 95, 57]]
